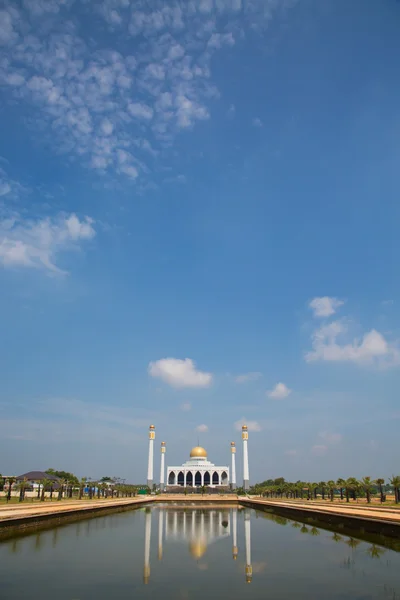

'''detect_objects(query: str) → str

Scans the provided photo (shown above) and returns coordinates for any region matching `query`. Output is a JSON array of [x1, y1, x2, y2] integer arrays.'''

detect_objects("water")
[[1, 504, 400, 599]]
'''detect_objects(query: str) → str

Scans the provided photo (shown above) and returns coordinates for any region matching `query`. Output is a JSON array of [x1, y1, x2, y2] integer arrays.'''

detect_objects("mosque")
[[146, 423, 250, 491], [167, 445, 229, 488]]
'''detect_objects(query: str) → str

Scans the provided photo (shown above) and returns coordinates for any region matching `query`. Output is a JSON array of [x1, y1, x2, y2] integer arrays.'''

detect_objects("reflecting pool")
[[1, 504, 400, 599]]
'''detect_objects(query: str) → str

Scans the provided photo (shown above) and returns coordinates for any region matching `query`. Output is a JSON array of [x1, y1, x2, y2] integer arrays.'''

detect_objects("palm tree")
[[336, 478, 345, 501], [345, 478, 359, 502], [360, 476, 373, 503], [308, 482, 317, 500], [331, 532, 343, 543], [327, 480, 336, 502], [389, 475, 400, 504], [16, 478, 29, 502], [296, 482, 304, 500], [79, 478, 86, 500], [57, 478, 67, 501], [318, 482, 326, 501], [40, 478, 53, 501], [6, 477, 16, 502], [375, 478, 385, 503], [100, 482, 108, 498]]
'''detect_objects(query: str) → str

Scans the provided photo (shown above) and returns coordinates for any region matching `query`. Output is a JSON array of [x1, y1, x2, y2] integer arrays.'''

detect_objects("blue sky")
[[1, 0, 399, 484]]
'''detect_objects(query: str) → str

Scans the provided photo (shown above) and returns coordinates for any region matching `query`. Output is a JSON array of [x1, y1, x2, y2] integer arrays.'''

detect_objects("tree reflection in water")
[[367, 544, 386, 560]]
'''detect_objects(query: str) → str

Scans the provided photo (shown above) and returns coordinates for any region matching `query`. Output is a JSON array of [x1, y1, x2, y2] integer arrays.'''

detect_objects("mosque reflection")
[[143, 506, 252, 585]]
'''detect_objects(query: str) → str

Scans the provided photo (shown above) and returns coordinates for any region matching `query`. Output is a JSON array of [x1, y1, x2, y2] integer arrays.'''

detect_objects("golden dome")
[[161, 441, 166, 445], [149, 424, 155, 430], [190, 446, 207, 458], [189, 540, 207, 559], [242, 424, 248, 430], [231, 441, 235, 446]]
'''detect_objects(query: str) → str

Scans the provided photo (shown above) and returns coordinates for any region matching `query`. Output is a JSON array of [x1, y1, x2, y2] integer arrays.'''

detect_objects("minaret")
[[230, 441, 236, 490], [147, 424, 155, 489], [244, 508, 252, 584], [232, 507, 238, 560], [160, 441, 166, 491], [242, 424, 250, 491], [158, 508, 164, 560], [143, 509, 152, 584]]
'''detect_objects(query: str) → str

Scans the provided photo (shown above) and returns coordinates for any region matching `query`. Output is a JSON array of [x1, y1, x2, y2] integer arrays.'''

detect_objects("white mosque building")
[[167, 446, 229, 488], [146, 424, 250, 491]]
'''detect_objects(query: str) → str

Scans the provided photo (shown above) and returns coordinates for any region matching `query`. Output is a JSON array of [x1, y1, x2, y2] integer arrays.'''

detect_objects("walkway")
[[0, 497, 152, 525], [242, 498, 400, 524]]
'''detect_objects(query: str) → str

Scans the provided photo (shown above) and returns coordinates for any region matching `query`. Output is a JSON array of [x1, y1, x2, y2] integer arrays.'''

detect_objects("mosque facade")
[[167, 446, 229, 488]]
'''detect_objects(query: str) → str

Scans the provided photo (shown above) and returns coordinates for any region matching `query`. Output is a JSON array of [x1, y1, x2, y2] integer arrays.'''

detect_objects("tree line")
[[243, 476, 400, 503], [0, 470, 149, 502]]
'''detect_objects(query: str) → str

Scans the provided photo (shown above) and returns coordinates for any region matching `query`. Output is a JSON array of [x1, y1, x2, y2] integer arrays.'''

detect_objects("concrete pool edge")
[[0, 498, 154, 537], [240, 498, 400, 540]]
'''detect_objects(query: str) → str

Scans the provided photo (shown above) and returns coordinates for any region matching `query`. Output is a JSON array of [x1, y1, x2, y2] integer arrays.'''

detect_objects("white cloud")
[[180, 401, 191, 411], [227, 103, 235, 118], [252, 117, 263, 127], [0, 0, 297, 183], [148, 358, 213, 389], [234, 419, 261, 432], [0, 9, 17, 46], [175, 95, 209, 129], [0, 166, 24, 199], [0, 213, 95, 273], [305, 320, 400, 367], [145, 63, 165, 80], [318, 431, 342, 443], [119, 164, 138, 179], [196, 424, 208, 432], [285, 449, 298, 456], [381, 299, 394, 307], [208, 32, 235, 49], [309, 296, 344, 318], [267, 382, 291, 399], [199, 0, 213, 14], [311, 444, 327, 456], [234, 372, 262, 384], [100, 118, 114, 136], [0, 181, 11, 196], [128, 102, 154, 120]]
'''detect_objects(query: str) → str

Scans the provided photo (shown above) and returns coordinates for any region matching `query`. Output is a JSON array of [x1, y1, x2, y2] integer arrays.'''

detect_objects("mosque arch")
[[177, 471, 184, 486], [212, 471, 219, 485], [195, 471, 202, 486], [168, 471, 176, 485], [221, 471, 228, 485], [186, 471, 193, 486], [204, 471, 210, 486]]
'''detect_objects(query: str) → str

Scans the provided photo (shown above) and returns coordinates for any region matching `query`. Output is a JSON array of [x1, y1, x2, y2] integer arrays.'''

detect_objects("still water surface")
[[1, 504, 400, 599]]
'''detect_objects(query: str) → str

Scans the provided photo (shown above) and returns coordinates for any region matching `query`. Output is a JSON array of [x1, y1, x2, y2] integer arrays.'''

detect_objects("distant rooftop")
[[16, 471, 60, 482]]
